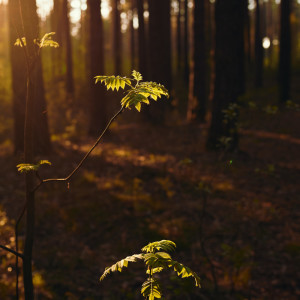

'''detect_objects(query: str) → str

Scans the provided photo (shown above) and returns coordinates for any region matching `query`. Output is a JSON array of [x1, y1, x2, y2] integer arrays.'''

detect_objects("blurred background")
[[0, 0, 299, 299]]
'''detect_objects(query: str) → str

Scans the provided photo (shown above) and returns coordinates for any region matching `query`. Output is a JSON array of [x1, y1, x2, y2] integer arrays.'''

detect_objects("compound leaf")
[[100, 254, 143, 281]]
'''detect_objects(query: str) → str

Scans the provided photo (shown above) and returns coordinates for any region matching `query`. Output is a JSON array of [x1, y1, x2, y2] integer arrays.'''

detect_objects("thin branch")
[[0, 245, 24, 259], [32, 106, 124, 192]]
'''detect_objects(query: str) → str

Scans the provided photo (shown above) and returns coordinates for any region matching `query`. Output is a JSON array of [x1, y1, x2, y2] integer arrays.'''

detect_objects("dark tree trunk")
[[137, 0, 148, 78], [279, 0, 291, 103], [9, 0, 51, 155], [18, 0, 41, 297], [8, 0, 26, 154], [237, 0, 246, 96], [255, 0, 263, 87], [192, 0, 206, 122], [183, 0, 189, 84], [62, 0, 75, 98], [87, 0, 107, 135], [130, 0, 135, 71], [113, 0, 122, 74], [147, 0, 171, 122], [177, 0, 182, 72], [207, 0, 244, 151], [51, 0, 63, 77]]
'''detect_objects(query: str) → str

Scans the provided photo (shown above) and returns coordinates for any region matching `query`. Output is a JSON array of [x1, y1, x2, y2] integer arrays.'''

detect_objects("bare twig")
[[0, 245, 24, 259], [32, 105, 124, 192]]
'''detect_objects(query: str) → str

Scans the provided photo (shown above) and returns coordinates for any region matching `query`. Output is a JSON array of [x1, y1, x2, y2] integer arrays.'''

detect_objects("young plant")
[[100, 240, 201, 299], [1, 66, 168, 299]]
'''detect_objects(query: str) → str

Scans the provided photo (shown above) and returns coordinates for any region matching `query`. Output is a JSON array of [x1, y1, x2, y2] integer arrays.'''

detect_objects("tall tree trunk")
[[9, 0, 51, 155], [176, 0, 182, 72], [137, 0, 148, 78], [113, 0, 122, 74], [130, 0, 135, 71], [255, 0, 263, 87], [191, 0, 206, 122], [51, 0, 63, 78], [18, 0, 41, 297], [279, 0, 291, 103], [87, 0, 107, 135], [62, 0, 75, 98], [183, 0, 189, 84], [147, 0, 171, 122], [207, 0, 244, 151], [8, 0, 26, 154]]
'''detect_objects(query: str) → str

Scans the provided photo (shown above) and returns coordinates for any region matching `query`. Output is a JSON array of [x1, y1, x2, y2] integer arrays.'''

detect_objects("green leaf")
[[16, 160, 52, 173], [132, 70, 143, 82], [14, 37, 26, 47], [168, 260, 201, 287], [37, 32, 59, 48], [94, 75, 132, 91], [142, 240, 176, 254], [141, 279, 162, 299], [100, 254, 143, 281]]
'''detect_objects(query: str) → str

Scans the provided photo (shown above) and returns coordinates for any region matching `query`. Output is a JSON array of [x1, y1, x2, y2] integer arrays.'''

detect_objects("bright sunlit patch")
[[133, 15, 139, 29], [36, 0, 53, 20], [262, 37, 271, 49], [101, 0, 111, 19], [272, 38, 279, 46], [248, 0, 256, 10], [275, 0, 281, 4]]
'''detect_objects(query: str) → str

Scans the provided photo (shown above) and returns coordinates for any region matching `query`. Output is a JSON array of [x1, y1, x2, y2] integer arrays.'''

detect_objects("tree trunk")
[[137, 0, 148, 78], [176, 0, 182, 72], [183, 0, 189, 84], [207, 0, 244, 151], [279, 0, 291, 103], [51, 0, 63, 78], [192, 0, 206, 122], [87, 0, 107, 135], [9, 0, 51, 155], [147, 0, 171, 122], [62, 0, 75, 98], [255, 0, 263, 88], [8, 0, 26, 154], [113, 0, 122, 75], [130, 0, 135, 71], [18, 0, 41, 297]]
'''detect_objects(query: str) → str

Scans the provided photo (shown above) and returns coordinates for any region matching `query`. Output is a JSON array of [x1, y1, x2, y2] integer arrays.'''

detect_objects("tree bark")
[[137, 0, 148, 78], [176, 0, 182, 72], [279, 0, 291, 103], [8, 0, 26, 154], [62, 0, 75, 98], [9, 0, 51, 155], [183, 0, 189, 84], [87, 0, 107, 135], [147, 0, 171, 122], [113, 0, 122, 75], [192, 0, 206, 122], [207, 0, 244, 151], [255, 0, 263, 88]]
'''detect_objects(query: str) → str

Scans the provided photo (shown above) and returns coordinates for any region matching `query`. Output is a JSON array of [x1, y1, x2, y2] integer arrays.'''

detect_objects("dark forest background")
[[0, 0, 299, 299]]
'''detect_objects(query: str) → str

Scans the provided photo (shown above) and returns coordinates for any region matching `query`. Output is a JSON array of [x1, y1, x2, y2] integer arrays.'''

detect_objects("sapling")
[[1, 63, 169, 299], [100, 240, 201, 299]]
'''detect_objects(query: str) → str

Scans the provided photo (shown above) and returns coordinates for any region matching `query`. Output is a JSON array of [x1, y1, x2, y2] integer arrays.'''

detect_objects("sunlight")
[[262, 37, 271, 49]]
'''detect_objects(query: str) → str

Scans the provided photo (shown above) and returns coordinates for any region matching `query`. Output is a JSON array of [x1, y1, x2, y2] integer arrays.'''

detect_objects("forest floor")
[[0, 86, 300, 299]]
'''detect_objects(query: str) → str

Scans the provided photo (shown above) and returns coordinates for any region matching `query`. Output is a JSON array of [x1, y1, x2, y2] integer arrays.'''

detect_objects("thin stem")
[[32, 106, 124, 191], [0, 245, 24, 259]]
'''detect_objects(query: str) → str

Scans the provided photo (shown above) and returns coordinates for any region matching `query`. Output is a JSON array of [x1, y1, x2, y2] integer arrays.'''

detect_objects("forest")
[[0, 0, 299, 299]]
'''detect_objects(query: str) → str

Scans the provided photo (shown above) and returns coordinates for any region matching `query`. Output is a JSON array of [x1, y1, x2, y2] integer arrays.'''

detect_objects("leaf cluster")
[[100, 240, 200, 299], [16, 160, 51, 173], [95, 71, 169, 112], [14, 32, 59, 48]]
